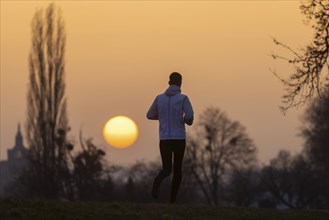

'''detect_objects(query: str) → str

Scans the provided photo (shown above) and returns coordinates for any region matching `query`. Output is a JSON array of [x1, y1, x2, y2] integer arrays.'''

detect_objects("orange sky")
[[1, 1, 313, 165]]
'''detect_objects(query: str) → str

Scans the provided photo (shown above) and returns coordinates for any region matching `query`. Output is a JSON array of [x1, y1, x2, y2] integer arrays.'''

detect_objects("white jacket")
[[147, 85, 194, 140]]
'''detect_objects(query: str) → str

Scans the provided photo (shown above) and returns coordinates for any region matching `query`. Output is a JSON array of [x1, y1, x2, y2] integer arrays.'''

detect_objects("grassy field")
[[0, 199, 328, 220]]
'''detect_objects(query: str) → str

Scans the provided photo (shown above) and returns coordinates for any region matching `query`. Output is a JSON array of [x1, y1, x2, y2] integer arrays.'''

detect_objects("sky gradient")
[[1, 1, 313, 166]]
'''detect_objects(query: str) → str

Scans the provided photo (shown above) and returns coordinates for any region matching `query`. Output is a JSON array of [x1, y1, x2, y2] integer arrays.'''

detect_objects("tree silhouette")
[[260, 89, 328, 210], [260, 150, 323, 209], [124, 176, 136, 201], [25, 3, 70, 198], [272, 0, 329, 113], [224, 167, 260, 207], [302, 87, 329, 174], [72, 135, 106, 200], [301, 88, 329, 208], [185, 107, 257, 205]]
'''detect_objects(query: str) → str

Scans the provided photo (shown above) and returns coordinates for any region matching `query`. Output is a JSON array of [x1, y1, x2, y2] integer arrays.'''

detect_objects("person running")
[[146, 72, 194, 203]]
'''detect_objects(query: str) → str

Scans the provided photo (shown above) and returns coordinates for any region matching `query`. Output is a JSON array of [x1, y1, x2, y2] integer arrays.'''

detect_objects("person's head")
[[169, 72, 182, 87]]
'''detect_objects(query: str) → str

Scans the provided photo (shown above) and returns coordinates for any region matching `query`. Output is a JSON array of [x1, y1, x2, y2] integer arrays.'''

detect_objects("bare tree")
[[260, 150, 322, 209], [224, 167, 260, 207], [271, 0, 329, 113], [301, 88, 329, 208], [185, 107, 257, 205], [302, 87, 329, 174], [72, 134, 106, 200], [25, 3, 70, 198]]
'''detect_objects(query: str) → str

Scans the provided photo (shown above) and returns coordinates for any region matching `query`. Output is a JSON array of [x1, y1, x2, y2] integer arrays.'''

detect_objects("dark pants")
[[155, 139, 186, 202]]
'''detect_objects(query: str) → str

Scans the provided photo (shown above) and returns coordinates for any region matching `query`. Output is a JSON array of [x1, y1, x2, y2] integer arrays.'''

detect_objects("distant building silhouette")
[[0, 123, 28, 197]]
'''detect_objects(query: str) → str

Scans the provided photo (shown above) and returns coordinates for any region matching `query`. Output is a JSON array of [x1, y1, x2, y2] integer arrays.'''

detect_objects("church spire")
[[15, 123, 23, 149], [7, 122, 27, 166]]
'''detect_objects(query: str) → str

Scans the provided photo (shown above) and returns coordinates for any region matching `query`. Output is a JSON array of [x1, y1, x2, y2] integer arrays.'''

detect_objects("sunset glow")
[[1, 1, 310, 163]]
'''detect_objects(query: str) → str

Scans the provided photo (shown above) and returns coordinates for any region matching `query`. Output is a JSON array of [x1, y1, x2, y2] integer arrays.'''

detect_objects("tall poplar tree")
[[25, 3, 70, 198]]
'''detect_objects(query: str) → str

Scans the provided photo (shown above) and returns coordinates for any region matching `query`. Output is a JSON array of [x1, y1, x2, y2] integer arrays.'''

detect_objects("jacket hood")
[[165, 85, 181, 96]]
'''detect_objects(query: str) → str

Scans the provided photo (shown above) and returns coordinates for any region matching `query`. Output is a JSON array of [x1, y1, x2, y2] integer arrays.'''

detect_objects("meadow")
[[0, 199, 328, 220]]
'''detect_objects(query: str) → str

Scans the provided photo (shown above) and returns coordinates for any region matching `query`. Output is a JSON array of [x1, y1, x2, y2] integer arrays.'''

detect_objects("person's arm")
[[146, 96, 159, 120], [183, 96, 194, 125]]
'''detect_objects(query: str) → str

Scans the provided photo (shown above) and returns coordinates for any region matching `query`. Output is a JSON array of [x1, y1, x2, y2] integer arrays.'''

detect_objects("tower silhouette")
[[7, 123, 28, 169]]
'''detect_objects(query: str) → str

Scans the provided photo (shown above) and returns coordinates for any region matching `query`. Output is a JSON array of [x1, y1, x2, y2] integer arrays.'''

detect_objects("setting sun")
[[103, 116, 138, 148]]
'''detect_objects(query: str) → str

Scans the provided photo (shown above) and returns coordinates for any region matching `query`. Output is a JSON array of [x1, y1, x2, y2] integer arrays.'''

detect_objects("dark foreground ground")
[[0, 199, 328, 220]]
